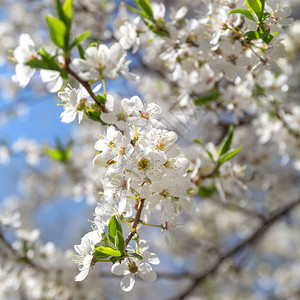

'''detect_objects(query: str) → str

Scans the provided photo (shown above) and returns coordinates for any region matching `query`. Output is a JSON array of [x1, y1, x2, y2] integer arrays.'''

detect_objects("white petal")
[[120, 273, 135, 292], [138, 264, 157, 282], [111, 262, 128, 275], [74, 268, 89, 281]]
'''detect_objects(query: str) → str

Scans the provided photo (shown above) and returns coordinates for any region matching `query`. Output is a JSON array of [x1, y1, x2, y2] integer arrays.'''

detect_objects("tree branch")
[[125, 198, 145, 246], [0, 231, 47, 274], [64, 58, 107, 111], [169, 197, 300, 300]]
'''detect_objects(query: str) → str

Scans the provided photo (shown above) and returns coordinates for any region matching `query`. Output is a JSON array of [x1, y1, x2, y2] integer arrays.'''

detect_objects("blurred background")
[[0, 0, 300, 299]]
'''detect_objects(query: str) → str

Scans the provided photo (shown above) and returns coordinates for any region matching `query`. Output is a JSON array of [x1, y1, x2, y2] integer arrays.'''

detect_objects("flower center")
[[119, 147, 126, 155], [138, 158, 151, 170], [164, 161, 170, 168], [117, 112, 126, 121], [128, 262, 138, 273], [156, 142, 165, 150], [141, 111, 149, 119], [161, 189, 169, 198]]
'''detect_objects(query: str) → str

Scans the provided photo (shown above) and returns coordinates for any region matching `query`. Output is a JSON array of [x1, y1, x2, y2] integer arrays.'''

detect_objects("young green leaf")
[[46, 16, 67, 48], [25, 50, 68, 81], [94, 246, 122, 257], [115, 231, 125, 255], [136, 0, 154, 20], [219, 125, 234, 156], [108, 216, 123, 244], [94, 251, 110, 260], [228, 9, 256, 22], [198, 186, 217, 198], [25, 58, 56, 70], [71, 31, 91, 49], [219, 144, 243, 164], [110, 257, 119, 264], [62, 0, 72, 28], [55, 0, 66, 24], [129, 253, 143, 260], [44, 147, 64, 162], [123, 3, 144, 17], [193, 139, 203, 146], [246, 0, 263, 20], [77, 44, 85, 59], [194, 90, 221, 106], [261, 28, 273, 44], [245, 30, 260, 40]]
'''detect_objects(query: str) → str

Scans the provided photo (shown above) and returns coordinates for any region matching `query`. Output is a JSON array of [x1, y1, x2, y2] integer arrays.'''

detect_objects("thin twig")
[[64, 58, 107, 111]]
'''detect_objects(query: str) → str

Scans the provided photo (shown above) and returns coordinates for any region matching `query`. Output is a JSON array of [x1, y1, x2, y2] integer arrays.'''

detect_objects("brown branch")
[[125, 198, 145, 246], [206, 198, 267, 222], [64, 58, 107, 111], [169, 197, 300, 300]]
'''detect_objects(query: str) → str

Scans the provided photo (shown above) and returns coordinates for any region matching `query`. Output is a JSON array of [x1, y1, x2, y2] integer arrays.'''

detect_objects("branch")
[[170, 197, 300, 300], [125, 198, 145, 246], [0, 231, 47, 274], [64, 58, 106, 111], [206, 198, 267, 222]]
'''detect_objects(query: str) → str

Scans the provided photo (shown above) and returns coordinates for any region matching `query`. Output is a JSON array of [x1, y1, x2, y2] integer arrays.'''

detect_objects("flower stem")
[[139, 221, 163, 229], [102, 77, 106, 95]]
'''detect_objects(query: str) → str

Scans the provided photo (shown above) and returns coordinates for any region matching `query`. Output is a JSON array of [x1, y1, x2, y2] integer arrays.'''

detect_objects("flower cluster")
[[73, 95, 192, 290]]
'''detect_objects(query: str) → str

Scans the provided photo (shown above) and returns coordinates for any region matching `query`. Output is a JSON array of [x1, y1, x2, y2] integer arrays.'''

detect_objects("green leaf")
[[263, 11, 271, 20], [129, 253, 143, 260], [136, 0, 154, 20], [95, 94, 106, 105], [46, 16, 67, 48], [246, 0, 263, 20], [110, 257, 119, 264], [108, 216, 123, 244], [206, 150, 214, 162], [194, 90, 221, 106], [84, 109, 101, 122], [88, 42, 97, 48], [228, 9, 256, 22], [94, 251, 110, 259], [44, 147, 64, 162], [261, 28, 273, 44], [25, 48, 68, 80], [94, 246, 122, 257], [245, 30, 260, 40], [26, 59, 55, 70], [115, 231, 125, 255], [198, 186, 217, 198], [55, 0, 66, 24], [71, 31, 91, 48], [193, 139, 203, 146], [219, 125, 234, 156], [63, 0, 72, 28], [123, 3, 144, 17], [44, 140, 72, 163], [77, 44, 85, 59], [219, 145, 243, 164]]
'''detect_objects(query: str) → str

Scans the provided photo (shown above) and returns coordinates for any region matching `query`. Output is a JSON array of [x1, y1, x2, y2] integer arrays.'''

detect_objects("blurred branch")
[[206, 198, 267, 222], [168, 197, 300, 300], [0, 230, 47, 274]]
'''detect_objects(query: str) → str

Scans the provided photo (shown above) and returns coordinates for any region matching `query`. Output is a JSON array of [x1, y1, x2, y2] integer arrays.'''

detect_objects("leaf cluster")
[[229, 0, 274, 44]]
